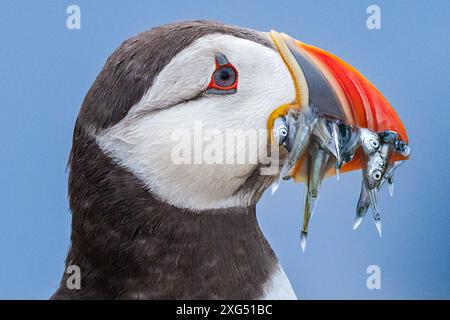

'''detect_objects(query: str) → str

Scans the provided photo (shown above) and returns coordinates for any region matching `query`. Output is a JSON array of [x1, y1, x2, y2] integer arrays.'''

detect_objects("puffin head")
[[74, 20, 407, 212], [91, 22, 294, 210], [60, 21, 409, 299]]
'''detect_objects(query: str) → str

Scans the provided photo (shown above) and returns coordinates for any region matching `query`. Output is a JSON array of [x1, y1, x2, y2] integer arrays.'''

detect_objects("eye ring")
[[206, 53, 238, 95]]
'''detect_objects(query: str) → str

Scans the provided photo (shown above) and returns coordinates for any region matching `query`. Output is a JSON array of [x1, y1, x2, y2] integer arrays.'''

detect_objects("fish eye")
[[273, 118, 288, 145], [369, 139, 380, 149], [372, 170, 382, 181], [279, 127, 288, 137]]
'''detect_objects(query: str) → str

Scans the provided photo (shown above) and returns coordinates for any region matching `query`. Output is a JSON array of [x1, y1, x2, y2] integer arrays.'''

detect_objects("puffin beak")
[[268, 31, 410, 247]]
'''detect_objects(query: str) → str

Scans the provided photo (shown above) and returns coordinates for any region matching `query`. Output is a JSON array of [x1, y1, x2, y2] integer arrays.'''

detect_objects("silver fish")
[[300, 142, 331, 251], [368, 186, 382, 237], [360, 128, 381, 156], [360, 132, 390, 236], [354, 159, 403, 229], [278, 106, 318, 182], [312, 117, 339, 158], [312, 118, 359, 181], [331, 121, 341, 165], [363, 145, 390, 236], [271, 115, 293, 194], [270, 109, 410, 244], [273, 117, 288, 146], [335, 123, 360, 178], [379, 130, 398, 144], [395, 140, 411, 157], [364, 150, 387, 190], [354, 180, 370, 230]]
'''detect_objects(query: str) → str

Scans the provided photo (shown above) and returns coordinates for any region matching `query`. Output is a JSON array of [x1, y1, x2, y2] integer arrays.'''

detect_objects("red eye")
[[206, 53, 238, 94]]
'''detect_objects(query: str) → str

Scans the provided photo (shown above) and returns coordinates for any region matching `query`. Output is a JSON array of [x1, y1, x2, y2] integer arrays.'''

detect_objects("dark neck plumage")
[[52, 132, 277, 299]]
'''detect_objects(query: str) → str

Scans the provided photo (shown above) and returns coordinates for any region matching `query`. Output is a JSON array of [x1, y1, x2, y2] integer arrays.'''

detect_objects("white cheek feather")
[[97, 33, 295, 210], [260, 264, 297, 300]]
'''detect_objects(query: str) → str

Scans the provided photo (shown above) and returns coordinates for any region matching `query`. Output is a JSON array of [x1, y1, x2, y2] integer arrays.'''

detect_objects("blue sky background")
[[0, 0, 448, 299]]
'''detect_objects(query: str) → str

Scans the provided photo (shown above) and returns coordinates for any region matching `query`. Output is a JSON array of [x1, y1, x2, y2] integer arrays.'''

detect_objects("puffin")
[[52, 21, 409, 300]]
